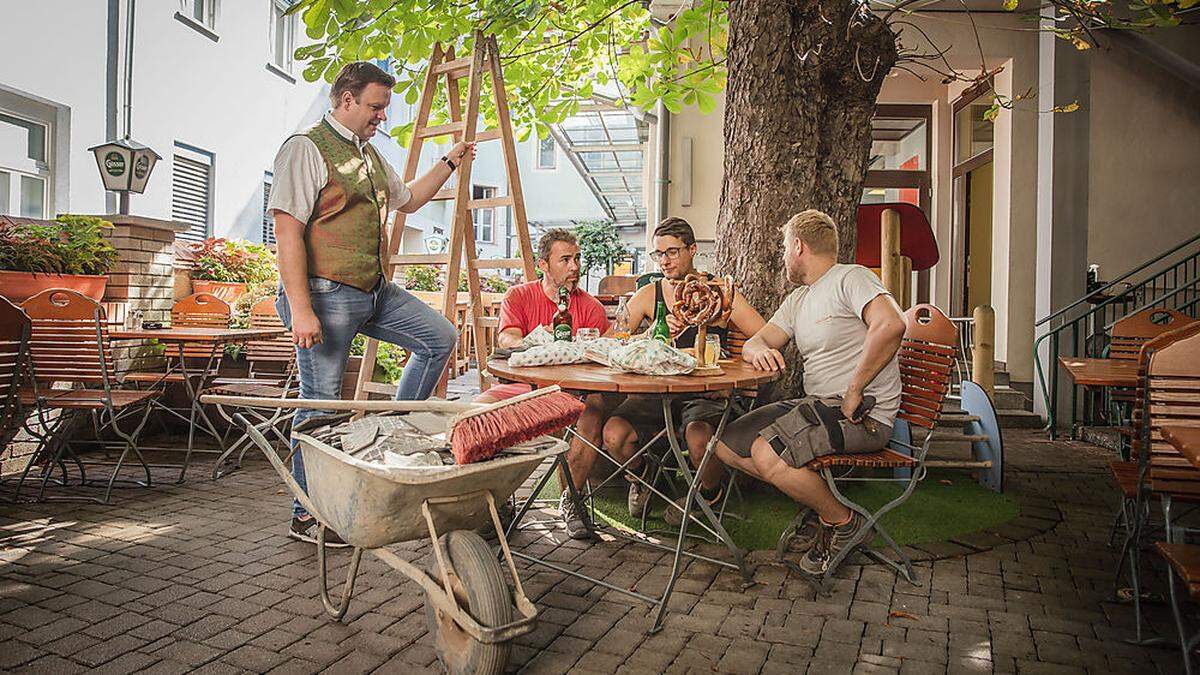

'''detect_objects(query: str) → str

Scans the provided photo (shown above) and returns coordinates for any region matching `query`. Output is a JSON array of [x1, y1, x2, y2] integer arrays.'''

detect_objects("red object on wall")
[[855, 202, 939, 271], [898, 155, 920, 205]]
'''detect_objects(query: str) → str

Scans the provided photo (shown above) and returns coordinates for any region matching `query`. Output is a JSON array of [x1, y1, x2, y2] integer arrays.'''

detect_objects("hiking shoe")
[[290, 517, 350, 548], [558, 492, 594, 540], [781, 509, 823, 555], [798, 512, 867, 577], [664, 485, 725, 527], [627, 481, 652, 519]]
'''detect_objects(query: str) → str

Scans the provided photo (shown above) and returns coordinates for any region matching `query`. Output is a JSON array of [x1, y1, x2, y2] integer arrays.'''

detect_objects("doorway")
[[951, 82, 996, 317]]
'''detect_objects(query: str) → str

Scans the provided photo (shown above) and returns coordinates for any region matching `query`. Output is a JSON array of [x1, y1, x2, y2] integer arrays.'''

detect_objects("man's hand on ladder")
[[447, 141, 476, 168]]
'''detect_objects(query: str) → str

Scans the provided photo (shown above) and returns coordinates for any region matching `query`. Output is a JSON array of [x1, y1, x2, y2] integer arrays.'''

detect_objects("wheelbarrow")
[[204, 394, 566, 675]]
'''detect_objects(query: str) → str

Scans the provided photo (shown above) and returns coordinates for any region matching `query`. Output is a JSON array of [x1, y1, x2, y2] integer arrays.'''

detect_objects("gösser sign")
[[88, 138, 161, 194]]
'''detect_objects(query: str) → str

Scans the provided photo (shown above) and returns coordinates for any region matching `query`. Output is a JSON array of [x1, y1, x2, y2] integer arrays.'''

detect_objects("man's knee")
[[602, 417, 634, 452], [430, 316, 458, 356], [684, 421, 714, 452]]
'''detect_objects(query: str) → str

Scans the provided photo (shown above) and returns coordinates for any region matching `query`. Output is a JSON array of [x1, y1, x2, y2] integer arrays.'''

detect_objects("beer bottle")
[[613, 296, 631, 341], [553, 287, 573, 341], [651, 301, 672, 345]]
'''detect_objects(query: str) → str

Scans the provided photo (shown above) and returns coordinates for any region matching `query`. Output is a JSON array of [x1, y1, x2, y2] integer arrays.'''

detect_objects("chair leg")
[[820, 465, 922, 586], [1167, 564, 1194, 675]]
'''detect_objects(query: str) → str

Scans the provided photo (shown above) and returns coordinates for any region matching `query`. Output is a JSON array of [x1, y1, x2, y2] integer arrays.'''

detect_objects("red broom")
[[448, 385, 584, 464]]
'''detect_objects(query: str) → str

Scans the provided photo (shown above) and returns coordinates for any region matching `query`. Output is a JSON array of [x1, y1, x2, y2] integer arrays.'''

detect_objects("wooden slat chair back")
[[171, 292, 232, 361], [0, 297, 32, 449], [20, 289, 118, 387], [245, 297, 294, 378], [598, 275, 637, 297], [1145, 331, 1200, 500], [1109, 308, 1196, 361]]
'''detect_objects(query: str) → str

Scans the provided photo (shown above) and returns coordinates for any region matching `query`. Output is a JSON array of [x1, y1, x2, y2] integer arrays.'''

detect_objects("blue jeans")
[[276, 277, 458, 518]]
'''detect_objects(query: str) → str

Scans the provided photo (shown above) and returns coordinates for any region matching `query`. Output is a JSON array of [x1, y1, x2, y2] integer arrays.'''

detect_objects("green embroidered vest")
[[299, 119, 388, 291]]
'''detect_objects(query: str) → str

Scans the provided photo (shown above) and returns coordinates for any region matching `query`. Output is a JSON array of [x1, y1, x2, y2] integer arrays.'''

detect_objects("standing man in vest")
[[270, 62, 469, 545]]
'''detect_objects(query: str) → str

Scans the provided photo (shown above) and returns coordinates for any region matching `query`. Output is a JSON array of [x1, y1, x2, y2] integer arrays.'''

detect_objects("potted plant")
[[0, 214, 118, 301], [189, 237, 277, 303]]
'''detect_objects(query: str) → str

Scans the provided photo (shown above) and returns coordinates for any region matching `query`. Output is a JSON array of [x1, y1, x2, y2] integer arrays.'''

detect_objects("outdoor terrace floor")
[[0, 429, 1191, 674]]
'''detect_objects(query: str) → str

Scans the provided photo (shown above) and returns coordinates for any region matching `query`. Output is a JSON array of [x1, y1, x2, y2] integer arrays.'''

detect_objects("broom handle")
[[198, 394, 480, 414]]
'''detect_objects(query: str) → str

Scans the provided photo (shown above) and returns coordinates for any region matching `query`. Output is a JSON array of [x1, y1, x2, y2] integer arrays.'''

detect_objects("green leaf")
[[1002, 0, 1018, 11], [697, 91, 716, 116]]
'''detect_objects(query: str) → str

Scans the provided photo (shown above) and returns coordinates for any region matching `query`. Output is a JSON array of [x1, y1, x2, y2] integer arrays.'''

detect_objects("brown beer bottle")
[[553, 286, 573, 341]]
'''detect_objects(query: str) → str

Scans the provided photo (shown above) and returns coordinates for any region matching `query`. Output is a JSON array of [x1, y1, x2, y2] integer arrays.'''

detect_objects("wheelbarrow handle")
[[201, 394, 481, 414]]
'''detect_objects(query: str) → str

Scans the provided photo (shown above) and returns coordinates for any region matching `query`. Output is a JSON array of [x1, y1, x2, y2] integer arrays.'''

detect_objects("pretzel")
[[669, 274, 734, 327]]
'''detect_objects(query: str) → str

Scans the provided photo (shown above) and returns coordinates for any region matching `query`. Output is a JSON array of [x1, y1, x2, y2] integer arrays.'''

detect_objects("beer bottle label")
[[554, 323, 572, 341]]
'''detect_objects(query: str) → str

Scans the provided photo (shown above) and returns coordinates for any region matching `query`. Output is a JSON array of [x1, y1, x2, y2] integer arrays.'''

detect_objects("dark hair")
[[653, 217, 696, 246], [537, 228, 578, 261], [329, 62, 396, 107]]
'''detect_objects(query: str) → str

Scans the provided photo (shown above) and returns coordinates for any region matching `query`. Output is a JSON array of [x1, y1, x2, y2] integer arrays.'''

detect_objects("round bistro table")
[[488, 357, 777, 632]]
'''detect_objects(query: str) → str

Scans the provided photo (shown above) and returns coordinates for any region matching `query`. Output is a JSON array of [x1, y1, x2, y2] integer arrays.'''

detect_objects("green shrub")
[[191, 238, 278, 285], [0, 214, 117, 275]]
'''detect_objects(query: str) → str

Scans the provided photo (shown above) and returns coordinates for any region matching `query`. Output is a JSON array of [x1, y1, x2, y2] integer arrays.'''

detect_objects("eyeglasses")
[[649, 247, 685, 263]]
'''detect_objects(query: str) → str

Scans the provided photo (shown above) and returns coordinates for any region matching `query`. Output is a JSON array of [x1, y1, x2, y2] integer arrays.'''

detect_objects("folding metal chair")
[[776, 303, 957, 586], [15, 289, 162, 503]]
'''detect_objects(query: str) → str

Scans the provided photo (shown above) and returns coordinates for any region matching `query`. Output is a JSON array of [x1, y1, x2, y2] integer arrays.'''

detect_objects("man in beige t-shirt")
[[713, 209, 906, 576]]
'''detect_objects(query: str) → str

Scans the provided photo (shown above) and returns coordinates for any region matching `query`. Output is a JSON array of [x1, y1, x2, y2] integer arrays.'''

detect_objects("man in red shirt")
[[477, 229, 613, 538]]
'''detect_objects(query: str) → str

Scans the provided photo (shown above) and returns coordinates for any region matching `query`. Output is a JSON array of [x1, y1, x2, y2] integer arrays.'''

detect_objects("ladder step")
[[361, 382, 398, 396], [469, 195, 514, 210], [432, 57, 472, 76], [416, 122, 466, 139], [391, 253, 450, 266], [471, 258, 525, 270], [476, 129, 501, 142], [924, 459, 994, 469], [432, 189, 456, 201]]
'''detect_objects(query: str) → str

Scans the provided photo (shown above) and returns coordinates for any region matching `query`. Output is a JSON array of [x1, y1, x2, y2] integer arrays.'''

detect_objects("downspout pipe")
[[653, 99, 669, 231]]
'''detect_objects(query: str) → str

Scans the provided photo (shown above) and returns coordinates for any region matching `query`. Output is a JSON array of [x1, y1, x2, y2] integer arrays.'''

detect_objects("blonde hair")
[[783, 209, 839, 256]]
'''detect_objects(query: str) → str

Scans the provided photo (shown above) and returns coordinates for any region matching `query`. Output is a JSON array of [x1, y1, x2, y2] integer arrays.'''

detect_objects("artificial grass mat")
[[539, 469, 1019, 551]]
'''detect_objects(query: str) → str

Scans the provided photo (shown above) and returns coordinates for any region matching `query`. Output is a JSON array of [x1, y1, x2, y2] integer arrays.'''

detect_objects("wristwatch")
[[440, 155, 456, 171]]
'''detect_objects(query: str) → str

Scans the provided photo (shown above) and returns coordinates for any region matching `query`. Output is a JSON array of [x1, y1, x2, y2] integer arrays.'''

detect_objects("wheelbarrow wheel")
[[425, 530, 513, 675]]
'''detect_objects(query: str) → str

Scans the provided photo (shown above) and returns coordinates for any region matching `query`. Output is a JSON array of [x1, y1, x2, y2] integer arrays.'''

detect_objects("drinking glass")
[[576, 327, 600, 342]]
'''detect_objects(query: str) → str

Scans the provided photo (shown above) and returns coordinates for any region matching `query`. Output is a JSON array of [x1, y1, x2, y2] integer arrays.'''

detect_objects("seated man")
[[602, 217, 766, 522], [475, 228, 612, 539], [713, 209, 906, 576]]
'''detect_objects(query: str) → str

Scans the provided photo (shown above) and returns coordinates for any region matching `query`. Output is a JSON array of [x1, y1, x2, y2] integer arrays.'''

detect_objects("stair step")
[[995, 409, 1043, 428], [930, 433, 992, 443]]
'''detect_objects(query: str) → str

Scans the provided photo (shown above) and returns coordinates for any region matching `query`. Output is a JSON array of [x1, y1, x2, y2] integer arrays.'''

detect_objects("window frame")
[[172, 141, 216, 243], [267, 0, 297, 81], [0, 108, 52, 219], [261, 171, 275, 245], [534, 135, 557, 171], [175, 0, 220, 41], [472, 184, 496, 244]]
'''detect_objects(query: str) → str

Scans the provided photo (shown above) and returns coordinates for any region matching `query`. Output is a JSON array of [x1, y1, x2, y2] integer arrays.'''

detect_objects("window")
[[177, 0, 219, 40], [472, 185, 495, 243], [0, 110, 50, 218], [172, 143, 214, 243], [270, 0, 296, 74], [535, 136, 557, 170], [261, 172, 275, 245]]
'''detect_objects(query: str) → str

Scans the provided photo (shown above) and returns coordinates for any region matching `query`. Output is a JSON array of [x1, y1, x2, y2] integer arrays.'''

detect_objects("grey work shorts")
[[718, 396, 893, 468], [609, 395, 735, 443]]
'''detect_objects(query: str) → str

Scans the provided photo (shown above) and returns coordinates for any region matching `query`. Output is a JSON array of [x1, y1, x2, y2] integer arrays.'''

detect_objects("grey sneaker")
[[627, 481, 652, 519], [290, 517, 350, 548], [664, 485, 725, 527], [798, 512, 867, 576], [558, 492, 594, 540], [781, 509, 822, 555]]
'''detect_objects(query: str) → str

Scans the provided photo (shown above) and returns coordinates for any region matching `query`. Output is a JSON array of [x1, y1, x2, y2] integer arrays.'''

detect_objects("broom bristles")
[[451, 391, 585, 464]]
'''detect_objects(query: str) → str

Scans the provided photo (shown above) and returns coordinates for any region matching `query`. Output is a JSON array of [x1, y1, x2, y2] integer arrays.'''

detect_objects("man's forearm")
[[742, 335, 769, 364], [848, 326, 902, 395], [403, 161, 454, 211], [497, 328, 524, 349], [274, 216, 313, 315]]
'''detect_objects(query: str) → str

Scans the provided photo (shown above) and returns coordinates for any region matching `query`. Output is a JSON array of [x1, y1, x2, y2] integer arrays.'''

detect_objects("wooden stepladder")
[[354, 32, 538, 401]]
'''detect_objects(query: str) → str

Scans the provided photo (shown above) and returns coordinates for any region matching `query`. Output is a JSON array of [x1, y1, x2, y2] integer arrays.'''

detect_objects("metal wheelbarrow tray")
[[207, 395, 565, 675]]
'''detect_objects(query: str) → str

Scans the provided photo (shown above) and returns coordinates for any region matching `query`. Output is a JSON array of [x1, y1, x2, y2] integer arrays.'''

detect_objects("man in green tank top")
[[269, 62, 474, 545]]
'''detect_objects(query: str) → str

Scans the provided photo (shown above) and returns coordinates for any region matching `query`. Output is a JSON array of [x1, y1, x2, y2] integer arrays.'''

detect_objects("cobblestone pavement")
[[0, 429, 1190, 674]]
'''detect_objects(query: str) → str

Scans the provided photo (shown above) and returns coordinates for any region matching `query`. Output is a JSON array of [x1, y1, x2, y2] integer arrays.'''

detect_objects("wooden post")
[[900, 255, 913, 311], [880, 209, 903, 304], [972, 304, 995, 400]]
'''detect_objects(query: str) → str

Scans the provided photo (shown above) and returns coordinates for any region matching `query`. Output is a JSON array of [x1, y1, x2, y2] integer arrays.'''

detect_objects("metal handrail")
[[1034, 231, 1200, 328], [1032, 239, 1200, 437]]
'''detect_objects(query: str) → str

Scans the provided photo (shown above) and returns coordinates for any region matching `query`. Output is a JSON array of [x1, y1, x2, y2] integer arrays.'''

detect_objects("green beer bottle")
[[651, 301, 672, 345], [553, 286, 573, 341]]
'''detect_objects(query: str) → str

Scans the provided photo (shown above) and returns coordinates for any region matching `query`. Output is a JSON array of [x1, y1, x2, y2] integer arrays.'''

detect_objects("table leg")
[[652, 396, 749, 633], [178, 342, 227, 482]]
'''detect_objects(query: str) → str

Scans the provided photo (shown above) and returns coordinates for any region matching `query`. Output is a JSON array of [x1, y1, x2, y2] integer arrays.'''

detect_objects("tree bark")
[[715, 0, 897, 399]]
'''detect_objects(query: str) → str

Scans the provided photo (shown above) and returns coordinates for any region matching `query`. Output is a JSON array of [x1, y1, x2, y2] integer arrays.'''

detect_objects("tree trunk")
[[715, 0, 897, 399]]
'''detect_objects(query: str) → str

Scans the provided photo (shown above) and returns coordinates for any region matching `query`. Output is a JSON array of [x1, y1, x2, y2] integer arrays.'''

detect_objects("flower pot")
[[192, 280, 248, 303], [0, 270, 108, 302]]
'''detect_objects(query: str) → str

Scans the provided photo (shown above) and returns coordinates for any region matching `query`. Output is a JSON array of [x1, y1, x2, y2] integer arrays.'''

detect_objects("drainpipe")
[[105, 0, 120, 214], [119, 0, 137, 215], [653, 100, 670, 235]]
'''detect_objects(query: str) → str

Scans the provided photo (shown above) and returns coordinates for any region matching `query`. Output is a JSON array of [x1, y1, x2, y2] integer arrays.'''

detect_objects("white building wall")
[[1, 0, 606, 261]]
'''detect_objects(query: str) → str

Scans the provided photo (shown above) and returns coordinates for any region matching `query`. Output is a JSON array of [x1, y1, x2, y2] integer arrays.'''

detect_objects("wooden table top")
[[1057, 356, 1139, 387], [487, 358, 777, 394], [1162, 426, 1200, 469], [110, 327, 288, 343]]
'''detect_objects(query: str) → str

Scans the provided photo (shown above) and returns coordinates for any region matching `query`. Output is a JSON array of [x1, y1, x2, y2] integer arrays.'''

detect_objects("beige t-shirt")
[[768, 264, 902, 425]]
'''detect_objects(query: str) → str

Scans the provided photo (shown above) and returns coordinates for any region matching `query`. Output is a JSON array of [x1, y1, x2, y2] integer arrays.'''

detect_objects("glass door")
[[0, 110, 50, 218], [951, 81, 996, 317]]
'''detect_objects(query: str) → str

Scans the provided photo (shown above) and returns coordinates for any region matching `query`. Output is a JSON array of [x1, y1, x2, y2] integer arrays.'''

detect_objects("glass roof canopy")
[[551, 108, 648, 226]]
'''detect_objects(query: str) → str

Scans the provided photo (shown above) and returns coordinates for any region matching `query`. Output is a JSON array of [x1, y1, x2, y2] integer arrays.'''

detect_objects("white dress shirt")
[[268, 112, 412, 224]]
